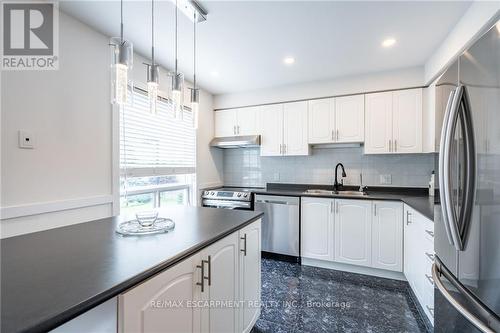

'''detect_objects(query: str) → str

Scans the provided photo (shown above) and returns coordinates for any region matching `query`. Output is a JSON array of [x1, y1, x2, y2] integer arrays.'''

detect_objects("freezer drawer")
[[254, 195, 300, 256]]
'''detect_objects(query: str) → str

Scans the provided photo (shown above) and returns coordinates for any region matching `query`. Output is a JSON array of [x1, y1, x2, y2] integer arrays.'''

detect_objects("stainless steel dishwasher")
[[254, 195, 299, 257]]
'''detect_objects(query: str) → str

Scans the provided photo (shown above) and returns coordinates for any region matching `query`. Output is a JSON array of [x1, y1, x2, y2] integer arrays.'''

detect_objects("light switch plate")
[[380, 174, 392, 185], [18, 130, 35, 149]]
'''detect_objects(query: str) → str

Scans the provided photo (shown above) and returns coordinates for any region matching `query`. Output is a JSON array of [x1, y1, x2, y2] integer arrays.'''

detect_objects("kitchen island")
[[1, 206, 263, 333]]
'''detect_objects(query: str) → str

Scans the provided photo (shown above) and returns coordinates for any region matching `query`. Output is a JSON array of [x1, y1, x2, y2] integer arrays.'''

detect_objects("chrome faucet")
[[334, 163, 346, 192]]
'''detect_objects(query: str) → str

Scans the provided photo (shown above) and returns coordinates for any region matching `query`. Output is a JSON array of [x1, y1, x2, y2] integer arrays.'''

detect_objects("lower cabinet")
[[119, 219, 261, 333], [301, 198, 403, 273], [334, 199, 372, 267], [372, 201, 403, 271], [403, 205, 434, 324], [301, 197, 335, 261]]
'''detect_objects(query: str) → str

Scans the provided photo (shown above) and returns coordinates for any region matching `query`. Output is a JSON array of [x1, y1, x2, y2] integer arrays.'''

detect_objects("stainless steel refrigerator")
[[433, 20, 500, 332]]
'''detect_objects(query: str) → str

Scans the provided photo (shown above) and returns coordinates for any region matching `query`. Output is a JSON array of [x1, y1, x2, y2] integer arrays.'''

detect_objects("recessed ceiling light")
[[382, 38, 396, 48], [283, 57, 295, 65]]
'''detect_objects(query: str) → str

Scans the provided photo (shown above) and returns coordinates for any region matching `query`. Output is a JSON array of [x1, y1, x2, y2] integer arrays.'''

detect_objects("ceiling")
[[60, 1, 471, 95]]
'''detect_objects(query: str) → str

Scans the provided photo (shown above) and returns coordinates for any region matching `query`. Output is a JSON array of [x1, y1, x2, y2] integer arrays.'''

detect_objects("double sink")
[[303, 189, 368, 196]]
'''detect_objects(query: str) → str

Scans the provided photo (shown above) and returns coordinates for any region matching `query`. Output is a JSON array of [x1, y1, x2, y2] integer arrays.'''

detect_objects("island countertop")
[[1, 207, 263, 333]]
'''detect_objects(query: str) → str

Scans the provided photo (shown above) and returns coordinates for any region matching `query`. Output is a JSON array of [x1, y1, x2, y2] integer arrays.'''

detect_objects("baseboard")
[[301, 258, 406, 281]]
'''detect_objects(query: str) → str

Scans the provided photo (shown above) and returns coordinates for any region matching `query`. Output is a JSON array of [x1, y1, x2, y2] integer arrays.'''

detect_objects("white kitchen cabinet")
[[214, 108, 259, 137], [119, 220, 262, 333], [403, 205, 434, 324], [239, 220, 261, 333], [301, 197, 335, 261], [308, 98, 335, 144], [260, 104, 284, 156], [365, 88, 422, 154], [259, 102, 309, 156], [335, 95, 364, 143], [334, 199, 372, 267], [392, 89, 422, 153], [307, 96, 364, 144], [283, 101, 309, 156], [119, 253, 202, 333], [215, 110, 238, 137], [371, 201, 403, 272], [200, 232, 240, 333], [365, 91, 393, 154]]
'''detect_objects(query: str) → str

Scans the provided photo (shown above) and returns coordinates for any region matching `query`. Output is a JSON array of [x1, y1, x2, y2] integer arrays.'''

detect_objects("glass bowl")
[[135, 211, 159, 227]]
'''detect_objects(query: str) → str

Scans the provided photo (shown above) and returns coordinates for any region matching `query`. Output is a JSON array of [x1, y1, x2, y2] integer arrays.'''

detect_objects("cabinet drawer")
[[421, 217, 435, 245]]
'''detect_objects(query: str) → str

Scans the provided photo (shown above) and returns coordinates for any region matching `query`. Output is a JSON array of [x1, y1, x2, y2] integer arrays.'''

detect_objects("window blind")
[[120, 89, 196, 178]]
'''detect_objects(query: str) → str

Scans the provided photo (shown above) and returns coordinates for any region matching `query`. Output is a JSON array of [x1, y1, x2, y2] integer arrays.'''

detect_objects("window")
[[120, 88, 196, 214]]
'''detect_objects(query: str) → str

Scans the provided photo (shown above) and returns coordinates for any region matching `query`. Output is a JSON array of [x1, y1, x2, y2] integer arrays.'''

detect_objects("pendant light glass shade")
[[110, 0, 133, 105], [190, 88, 199, 129], [171, 72, 184, 120], [147, 64, 159, 114]]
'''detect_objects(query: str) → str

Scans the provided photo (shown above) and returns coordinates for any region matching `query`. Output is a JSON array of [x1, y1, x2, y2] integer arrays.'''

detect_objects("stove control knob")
[[204, 191, 209, 195], [210, 192, 215, 195], [237, 193, 242, 197], [244, 193, 249, 197]]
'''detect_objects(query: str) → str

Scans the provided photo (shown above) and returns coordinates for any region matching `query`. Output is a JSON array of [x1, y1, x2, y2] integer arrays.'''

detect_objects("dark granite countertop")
[[241, 183, 434, 221], [1, 207, 263, 333]]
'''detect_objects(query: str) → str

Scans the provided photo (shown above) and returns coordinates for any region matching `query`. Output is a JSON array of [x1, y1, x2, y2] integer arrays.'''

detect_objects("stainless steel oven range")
[[201, 188, 254, 210]]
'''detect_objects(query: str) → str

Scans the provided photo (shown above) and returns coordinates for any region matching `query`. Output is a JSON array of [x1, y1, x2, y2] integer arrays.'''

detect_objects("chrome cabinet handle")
[[425, 252, 435, 261], [196, 261, 205, 292], [233, 125, 236, 135], [394, 139, 397, 152], [406, 211, 412, 225], [425, 229, 434, 237], [279, 144, 282, 155], [426, 305, 434, 317], [389, 140, 392, 152], [336, 129, 339, 141], [331, 130, 334, 141], [241, 234, 247, 256], [425, 273, 434, 285], [237, 125, 240, 134], [433, 263, 499, 333], [374, 203, 377, 216], [335, 201, 339, 214]]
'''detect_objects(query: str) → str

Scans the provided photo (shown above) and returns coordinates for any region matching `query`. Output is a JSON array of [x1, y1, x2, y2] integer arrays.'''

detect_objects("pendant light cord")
[[175, 0, 178, 74], [193, 12, 196, 88], [151, 0, 155, 65], [120, 0, 124, 43]]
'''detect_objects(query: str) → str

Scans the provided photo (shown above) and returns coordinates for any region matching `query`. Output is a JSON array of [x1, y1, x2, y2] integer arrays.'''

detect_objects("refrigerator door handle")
[[439, 89, 456, 246], [433, 262, 500, 333], [443, 86, 465, 249]]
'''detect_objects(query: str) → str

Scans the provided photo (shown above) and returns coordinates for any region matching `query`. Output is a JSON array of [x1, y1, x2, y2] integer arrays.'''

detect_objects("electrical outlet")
[[18, 130, 35, 149], [380, 174, 392, 185]]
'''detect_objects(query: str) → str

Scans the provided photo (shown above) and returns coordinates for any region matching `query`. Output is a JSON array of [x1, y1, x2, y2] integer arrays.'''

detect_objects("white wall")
[[424, 2, 500, 84], [1, 12, 221, 238], [214, 66, 424, 109]]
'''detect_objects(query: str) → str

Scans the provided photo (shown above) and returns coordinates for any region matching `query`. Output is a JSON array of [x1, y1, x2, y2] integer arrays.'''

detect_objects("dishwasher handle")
[[254, 195, 299, 206]]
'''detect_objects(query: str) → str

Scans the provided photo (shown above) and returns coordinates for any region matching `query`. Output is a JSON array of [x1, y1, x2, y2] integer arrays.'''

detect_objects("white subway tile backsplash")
[[222, 147, 435, 188]]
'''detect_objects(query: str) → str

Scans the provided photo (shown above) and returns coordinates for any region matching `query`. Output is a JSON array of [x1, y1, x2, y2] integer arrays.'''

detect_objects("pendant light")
[[190, 11, 199, 129], [171, 0, 184, 120], [110, 0, 133, 105], [145, 0, 159, 114]]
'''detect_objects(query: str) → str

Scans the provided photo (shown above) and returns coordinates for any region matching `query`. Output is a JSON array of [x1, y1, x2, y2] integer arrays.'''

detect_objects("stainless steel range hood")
[[209, 135, 261, 148]]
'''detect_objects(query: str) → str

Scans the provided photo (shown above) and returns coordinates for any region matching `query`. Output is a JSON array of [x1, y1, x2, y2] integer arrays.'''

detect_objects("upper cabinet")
[[214, 107, 260, 137], [308, 95, 364, 144], [365, 88, 422, 154], [260, 102, 309, 156]]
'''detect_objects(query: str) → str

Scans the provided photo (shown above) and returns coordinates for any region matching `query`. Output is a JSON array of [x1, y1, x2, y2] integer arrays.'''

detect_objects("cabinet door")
[[119, 254, 202, 333], [283, 101, 309, 156], [237, 107, 260, 136], [371, 201, 403, 272], [392, 88, 422, 153], [215, 110, 237, 137], [365, 92, 393, 154], [334, 199, 372, 267], [200, 232, 239, 333], [259, 104, 283, 156], [335, 95, 364, 143], [308, 98, 335, 144], [301, 197, 335, 261], [239, 220, 261, 333]]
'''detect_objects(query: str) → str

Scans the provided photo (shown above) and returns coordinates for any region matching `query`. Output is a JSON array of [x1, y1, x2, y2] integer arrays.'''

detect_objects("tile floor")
[[251, 259, 430, 333]]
